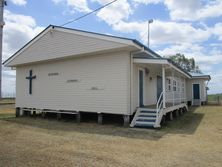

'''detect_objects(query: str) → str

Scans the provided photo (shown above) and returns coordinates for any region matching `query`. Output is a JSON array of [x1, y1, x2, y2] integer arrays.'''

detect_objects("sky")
[[2, 0, 222, 96]]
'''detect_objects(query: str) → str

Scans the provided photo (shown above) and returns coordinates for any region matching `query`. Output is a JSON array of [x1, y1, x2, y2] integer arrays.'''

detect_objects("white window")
[[177, 81, 180, 92], [181, 82, 185, 92], [173, 80, 177, 91], [166, 78, 171, 92]]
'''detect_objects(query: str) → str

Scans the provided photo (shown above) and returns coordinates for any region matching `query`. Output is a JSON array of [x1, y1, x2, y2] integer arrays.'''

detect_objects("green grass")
[[0, 113, 15, 119], [0, 98, 15, 104], [0, 104, 15, 119], [208, 94, 222, 104]]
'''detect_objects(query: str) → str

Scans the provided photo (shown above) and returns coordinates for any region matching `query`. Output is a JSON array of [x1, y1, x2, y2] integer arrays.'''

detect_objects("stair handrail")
[[155, 92, 163, 127], [156, 92, 163, 112], [130, 108, 141, 127]]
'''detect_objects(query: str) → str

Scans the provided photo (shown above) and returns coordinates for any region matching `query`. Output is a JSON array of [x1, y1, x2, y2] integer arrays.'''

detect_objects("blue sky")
[[2, 0, 222, 96]]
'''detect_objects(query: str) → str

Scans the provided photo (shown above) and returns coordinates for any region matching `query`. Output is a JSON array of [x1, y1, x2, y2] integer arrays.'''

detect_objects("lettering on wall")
[[67, 79, 79, 83], [48, 72, 59, 76]]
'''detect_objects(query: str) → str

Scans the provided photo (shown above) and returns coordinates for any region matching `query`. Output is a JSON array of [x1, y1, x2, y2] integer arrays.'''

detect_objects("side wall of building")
[[186, 79, 207, 103], [16, 51, 131, 115]]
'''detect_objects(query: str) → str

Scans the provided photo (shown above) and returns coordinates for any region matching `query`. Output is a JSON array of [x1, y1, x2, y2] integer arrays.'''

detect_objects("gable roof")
[[2, 25, 211, 81], [189, 72, 211, 80], [3, 25, 160, 67]]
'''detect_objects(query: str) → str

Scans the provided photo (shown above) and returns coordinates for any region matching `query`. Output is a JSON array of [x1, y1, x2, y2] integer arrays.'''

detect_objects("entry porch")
[[130, 56, 189, 128]]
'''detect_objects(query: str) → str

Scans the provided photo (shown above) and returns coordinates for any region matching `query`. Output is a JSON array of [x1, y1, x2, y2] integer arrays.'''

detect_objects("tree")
[[168, 53, 201, 73]]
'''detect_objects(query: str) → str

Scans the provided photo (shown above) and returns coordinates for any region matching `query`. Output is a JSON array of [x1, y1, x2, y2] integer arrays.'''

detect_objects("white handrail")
[[156, 92, 163, 110], [130, 108, 141, 127], [155, 92, 164, 127]]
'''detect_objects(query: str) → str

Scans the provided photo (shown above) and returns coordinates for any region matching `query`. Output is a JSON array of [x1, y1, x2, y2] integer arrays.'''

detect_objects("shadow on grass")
[[5, 116, 165, 141], [161, 107, 204, 134], [3, 107, 204, 140]]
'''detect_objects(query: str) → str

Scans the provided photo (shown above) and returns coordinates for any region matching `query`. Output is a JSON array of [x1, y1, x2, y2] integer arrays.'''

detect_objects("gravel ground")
[[0, 105, 222, 167]]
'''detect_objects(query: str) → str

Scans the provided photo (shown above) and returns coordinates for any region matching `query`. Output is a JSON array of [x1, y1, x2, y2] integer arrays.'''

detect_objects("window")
[[173, 80, 177, 91], [181, 82, 185, 92], [177, 81, 180, 92], [166, 78, 171, 91]]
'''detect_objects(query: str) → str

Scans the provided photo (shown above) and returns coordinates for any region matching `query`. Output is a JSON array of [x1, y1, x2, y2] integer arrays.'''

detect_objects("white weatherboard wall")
[[132, 63, 162, 112], [9, 29, 129, 66], [186, 79, 207, 102], [16, 51, 131, 115]]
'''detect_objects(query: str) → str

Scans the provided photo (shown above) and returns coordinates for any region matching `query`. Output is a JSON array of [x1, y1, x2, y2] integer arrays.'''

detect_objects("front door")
[[139, 69, 144, 107], [157, 76, 163, 101], [193, 84, 200, 99]]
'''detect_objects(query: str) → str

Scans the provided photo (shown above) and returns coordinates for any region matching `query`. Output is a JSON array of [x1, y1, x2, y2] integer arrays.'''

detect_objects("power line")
[[60, 0, 119, 27]]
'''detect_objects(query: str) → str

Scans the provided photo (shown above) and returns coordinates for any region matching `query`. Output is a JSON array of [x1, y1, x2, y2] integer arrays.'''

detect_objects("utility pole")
[[0, 0, 6, 99], [147, 19, 153, 48]]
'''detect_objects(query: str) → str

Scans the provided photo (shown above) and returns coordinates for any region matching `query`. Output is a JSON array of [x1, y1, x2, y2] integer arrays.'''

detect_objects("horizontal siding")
[[132, 64, 161, 112], [10, 30, 128, 66], [16, 51, 130, 114], [131, 64, 189, 112], [186, 79, 206, 102]]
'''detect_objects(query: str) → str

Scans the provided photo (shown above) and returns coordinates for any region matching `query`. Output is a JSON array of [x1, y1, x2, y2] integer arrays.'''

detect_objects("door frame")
[[138, 68, 145, 107], [192, 83, 201, 105], [156, 75, 163, 101]]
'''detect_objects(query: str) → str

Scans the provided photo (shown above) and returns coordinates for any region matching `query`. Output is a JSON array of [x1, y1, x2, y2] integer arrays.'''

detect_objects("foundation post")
[[179, 108, 183, 115], [42, 112, 46, 119], [174, 109, 179, 117], [161, 115, 166, 124], [33, 109, 36, 117], [98, 113, 103, 125], [123, 115, 130, 127], [169, 112, 173, 121], [57, 112, 62, 120], [76, 112, 81, 123], [15, 107, 20, 117]]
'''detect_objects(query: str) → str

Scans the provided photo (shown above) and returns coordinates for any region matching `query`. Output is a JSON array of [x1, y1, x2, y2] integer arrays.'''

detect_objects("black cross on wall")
[[26, 70, 36, 95]]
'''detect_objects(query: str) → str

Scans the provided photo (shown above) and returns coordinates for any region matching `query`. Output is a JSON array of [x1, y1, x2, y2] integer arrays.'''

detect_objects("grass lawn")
[[208, 94, 222, 104], [0, 105, 222, 167], [0, 98, 15, 105]]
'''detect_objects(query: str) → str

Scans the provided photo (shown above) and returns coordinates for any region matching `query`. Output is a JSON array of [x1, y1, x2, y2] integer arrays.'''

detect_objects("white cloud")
[[211, 23, 222, 40], [9, 0, 27, 6], [164, 0, 201, 21], [132, 0, 162, 5], [197, 0, 222, 20], [3, 10, 44, 61], [52, 0, 91, 13], [67, 0, 91, 13], [164, 0, 222, 21], [208, 70, 222, 94], [93, 0, 133, 25], [4, 10, 36, 27], [157, 43, 222, 65], [157, 43, 203, 57], [111, 20, 211, 45]]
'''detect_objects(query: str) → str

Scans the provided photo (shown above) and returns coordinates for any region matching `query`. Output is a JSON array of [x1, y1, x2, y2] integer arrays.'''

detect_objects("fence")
[[207, 95, 222, 105]]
